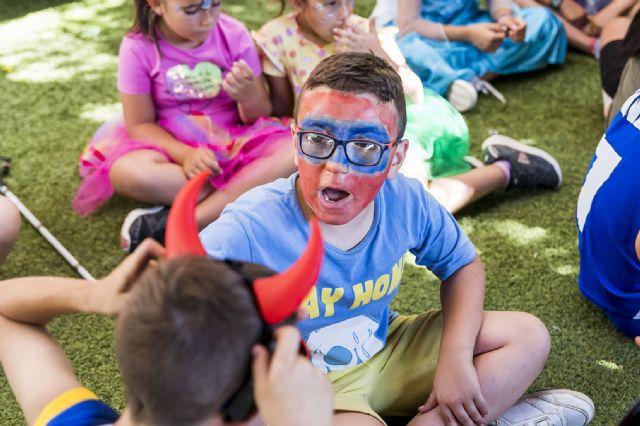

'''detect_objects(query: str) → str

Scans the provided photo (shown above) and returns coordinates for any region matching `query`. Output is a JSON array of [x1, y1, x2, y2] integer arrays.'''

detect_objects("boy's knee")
[[514, 312, 551, 359], [0, 198, 20, 241]]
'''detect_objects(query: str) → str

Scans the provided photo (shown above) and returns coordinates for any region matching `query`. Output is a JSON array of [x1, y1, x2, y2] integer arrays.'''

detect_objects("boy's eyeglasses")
[[295, 127, 400, 167]]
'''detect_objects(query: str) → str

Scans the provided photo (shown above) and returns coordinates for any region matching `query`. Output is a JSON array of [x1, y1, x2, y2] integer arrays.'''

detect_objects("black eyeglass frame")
[[294, 126, 401, 167]]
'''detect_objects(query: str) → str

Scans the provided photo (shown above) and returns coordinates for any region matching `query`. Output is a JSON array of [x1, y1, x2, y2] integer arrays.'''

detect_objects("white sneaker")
[[490, 389, 595, 426], [473, 78, 507, 104], [446, 79, 478, 112]]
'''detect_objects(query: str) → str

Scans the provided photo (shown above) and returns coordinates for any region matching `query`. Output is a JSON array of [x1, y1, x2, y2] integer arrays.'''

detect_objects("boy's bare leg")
[[427, 164, 507, 214], [110, 150, 186, 205], [0, 196, 20, 265], [600, 16, 632, 45], [589, 0, 637, 31], [408, 311, 550, 425], [334, 412, 384, 425]]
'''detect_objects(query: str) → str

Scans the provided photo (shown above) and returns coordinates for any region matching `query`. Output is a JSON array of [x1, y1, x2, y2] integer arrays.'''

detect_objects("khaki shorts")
[[328, 311, 443, 424]]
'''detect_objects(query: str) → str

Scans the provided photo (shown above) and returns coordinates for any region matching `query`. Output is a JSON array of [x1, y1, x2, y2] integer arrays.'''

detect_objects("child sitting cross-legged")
[[72, 0, 297, 253], [200, 52, 595, 426]]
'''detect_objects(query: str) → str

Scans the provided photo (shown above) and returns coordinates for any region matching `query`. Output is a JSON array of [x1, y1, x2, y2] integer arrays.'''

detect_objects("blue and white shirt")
[[577, 89, 640, 317], [200, 173, 476, 373]]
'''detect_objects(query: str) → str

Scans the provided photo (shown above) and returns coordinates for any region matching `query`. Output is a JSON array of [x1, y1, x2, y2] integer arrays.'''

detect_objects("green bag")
[[404, 88, 471, 179]]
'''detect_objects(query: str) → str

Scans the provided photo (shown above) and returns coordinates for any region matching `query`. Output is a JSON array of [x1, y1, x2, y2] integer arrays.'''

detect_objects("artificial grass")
[[0, 0, 637, 424]]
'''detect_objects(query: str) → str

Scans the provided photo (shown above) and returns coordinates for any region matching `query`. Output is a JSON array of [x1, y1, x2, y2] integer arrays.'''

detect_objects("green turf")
[[0, 0, 637, 424]]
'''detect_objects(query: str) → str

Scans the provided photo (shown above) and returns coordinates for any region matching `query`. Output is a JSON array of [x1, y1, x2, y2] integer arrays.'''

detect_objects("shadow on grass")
[[0, 0, 77, 22]]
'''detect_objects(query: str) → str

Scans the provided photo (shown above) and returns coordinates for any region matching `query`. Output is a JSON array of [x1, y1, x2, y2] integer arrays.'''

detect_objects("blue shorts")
[[607, 309, 640, 339]]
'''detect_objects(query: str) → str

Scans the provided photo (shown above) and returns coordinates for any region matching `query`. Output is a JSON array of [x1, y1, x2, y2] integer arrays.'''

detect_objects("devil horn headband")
[[165, 170, 323, 325]]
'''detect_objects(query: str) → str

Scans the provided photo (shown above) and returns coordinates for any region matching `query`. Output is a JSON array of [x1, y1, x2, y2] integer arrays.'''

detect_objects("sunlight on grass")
[[596, 360, 624, 372], [79, 102, 121, 123], [0, 0, 125, 83], [487, 219, 547, 245], [555, 264, 578, 276]]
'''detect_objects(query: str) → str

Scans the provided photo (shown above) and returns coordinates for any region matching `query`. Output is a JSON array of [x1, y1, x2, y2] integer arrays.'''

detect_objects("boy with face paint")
[[200, 52, 594, 426]]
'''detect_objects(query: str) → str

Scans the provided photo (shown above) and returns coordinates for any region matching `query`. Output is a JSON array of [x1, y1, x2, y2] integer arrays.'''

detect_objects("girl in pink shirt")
[[73, 0, 295, 250]]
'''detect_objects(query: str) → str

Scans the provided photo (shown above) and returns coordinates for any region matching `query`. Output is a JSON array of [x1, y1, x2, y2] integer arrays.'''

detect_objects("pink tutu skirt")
[[72, 114, 291, 216]]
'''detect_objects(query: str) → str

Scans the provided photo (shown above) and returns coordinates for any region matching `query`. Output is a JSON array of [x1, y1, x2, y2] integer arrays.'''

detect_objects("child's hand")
[[93, 239, 165, 316], [497, 15, 526, 43], [253, 326, 333, 426], [223, 59, 259, 103], [466, 23, 506, 52], [334, 19, 383, 57], [419, 356, 488, 425], [182, 146, 221, 179]]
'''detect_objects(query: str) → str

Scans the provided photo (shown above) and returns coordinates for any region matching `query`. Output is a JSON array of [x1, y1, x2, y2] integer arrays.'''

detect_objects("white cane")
[[0, 181, 96, 282]]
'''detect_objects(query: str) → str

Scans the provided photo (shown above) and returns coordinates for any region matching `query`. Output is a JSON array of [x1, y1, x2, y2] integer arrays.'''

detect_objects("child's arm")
[[397, 0, 507, 51], [0, 240, 163, 425], [419, 256, 489, 425], [121, 92, 221, 178], [223, 59, 272, 124], [334, 19, 424, 103], [264, 74, 295, 117]]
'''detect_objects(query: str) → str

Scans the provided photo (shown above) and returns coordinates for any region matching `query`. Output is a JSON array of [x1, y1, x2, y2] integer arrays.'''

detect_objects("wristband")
[[550, 0, 563, 11]]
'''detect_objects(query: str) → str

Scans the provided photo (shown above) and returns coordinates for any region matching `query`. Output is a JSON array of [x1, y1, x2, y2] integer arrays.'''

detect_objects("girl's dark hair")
[[621, 11, 640, 63], [130, 0, 159, 41]]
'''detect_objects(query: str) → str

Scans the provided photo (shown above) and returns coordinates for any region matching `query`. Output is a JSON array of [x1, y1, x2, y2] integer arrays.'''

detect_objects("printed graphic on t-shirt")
[[165, 62, 222, 100], [306, 315, 385, 373]]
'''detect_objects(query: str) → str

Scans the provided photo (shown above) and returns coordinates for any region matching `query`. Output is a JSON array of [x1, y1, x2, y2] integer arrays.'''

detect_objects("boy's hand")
[[466, 23, 505, 52], [419, 356, 488, 425], [92, 239, 165, 316], [253, 326, 333, 426], [223, 59, 260, 104], [334, 19, 384, 57], [497, 15, 526, 42], [182, 146, 221, 179]]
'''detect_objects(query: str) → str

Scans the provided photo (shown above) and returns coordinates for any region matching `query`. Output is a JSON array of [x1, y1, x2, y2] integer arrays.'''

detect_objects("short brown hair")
[[297, 52, 407, 139], [116, 256, 269, 426]]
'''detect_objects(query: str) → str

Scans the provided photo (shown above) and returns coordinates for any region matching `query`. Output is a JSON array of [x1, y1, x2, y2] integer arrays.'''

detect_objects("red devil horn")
[[165, 170, 211, 258], [253, 218, 323, 325]]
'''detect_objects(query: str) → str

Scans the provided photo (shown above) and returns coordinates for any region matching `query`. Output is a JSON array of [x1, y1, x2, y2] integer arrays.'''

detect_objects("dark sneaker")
[[490, 389, 595, 426], [482, 135, 562, 190], [120, 206, 169, 253]]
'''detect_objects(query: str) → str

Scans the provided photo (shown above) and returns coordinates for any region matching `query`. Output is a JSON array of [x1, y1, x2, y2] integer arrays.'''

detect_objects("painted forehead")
[[170, 0, 215, 8], [298, 88, 399, 139]]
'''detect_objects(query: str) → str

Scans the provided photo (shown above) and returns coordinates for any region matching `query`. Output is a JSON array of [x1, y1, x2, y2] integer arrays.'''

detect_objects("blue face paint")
[[201, 0, 212, 9], [297, 117, 394, 175]]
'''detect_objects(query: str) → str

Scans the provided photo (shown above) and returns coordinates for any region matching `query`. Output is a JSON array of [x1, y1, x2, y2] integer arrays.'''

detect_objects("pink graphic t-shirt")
[[117, 14, 261, 128]]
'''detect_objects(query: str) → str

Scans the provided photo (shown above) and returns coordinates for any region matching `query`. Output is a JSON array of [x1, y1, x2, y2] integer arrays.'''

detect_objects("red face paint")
[[296, 88, 400, 225]]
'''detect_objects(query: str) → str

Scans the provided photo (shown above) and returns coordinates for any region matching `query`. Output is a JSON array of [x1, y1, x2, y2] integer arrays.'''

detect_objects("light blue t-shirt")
[[577, 89, 640, 317], [200, 173, 476, 373]]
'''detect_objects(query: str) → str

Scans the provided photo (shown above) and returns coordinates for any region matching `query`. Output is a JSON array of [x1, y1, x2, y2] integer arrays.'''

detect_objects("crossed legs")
[[332, 311, 550, 425]]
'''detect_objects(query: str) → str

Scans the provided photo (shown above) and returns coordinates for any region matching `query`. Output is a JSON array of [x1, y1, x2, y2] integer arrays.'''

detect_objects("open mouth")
[[321, 187, 350, 203]]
